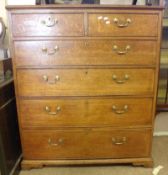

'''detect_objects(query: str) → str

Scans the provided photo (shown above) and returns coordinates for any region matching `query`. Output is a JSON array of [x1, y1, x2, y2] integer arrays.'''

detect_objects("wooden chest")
[[7, 4, 163, 169]]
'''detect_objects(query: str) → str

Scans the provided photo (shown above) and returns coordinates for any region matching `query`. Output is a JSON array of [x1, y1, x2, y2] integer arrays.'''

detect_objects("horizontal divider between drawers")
[[20, 125, 153, 130], [15, 65, 157, 69], [18, 95, 155, 100], [12, 36, 158, 41]]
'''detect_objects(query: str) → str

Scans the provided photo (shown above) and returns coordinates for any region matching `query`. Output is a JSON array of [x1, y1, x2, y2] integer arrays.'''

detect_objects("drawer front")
[[22, 128, 151, 159], [14, 40, 157, 67], [88, 14, 158, 37], [11, 13, 84, 37], [17, 69, 155, 97], [20, 98, 153, 128]]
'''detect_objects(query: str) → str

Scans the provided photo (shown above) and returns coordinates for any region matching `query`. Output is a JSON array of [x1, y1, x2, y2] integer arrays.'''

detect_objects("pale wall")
[[0, 0, 8, 46], [0, 0, 7, 25]]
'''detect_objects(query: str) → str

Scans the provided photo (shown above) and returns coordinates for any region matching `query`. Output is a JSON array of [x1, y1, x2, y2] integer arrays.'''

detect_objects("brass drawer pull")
[[113, 45, 131, 55], [42, 45, 59, 55], [113, 18, 131, 28], [48, 138, 64, 146], [112, 74, 129, 84], [112, 105, 128, 114], [43, 75, 60, 84], [112, 137, 127, 145], [45, 106, 61, 115], [41, 17, 58, 27]]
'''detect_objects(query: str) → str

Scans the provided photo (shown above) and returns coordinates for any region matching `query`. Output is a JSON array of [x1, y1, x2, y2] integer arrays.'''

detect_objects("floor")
[[154, 112, 168, 135], [19, 113, 168, 175]]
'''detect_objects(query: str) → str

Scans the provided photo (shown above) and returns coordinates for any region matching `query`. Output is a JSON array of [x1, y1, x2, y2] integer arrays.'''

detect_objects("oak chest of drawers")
[[7, 4, 163, 169]]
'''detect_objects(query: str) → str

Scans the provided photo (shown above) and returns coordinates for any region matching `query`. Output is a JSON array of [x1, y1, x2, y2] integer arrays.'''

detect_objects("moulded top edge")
[[6, 4, 164, 11]]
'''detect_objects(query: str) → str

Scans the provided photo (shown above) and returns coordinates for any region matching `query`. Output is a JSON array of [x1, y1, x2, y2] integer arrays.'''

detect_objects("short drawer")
[[22, 128, 152, 159], [20, 98, 153, 128], [17, 68, 155, 97], [88, 13, 158, 37], [14, 40, 157, 67], [11, 13, 84, 37]]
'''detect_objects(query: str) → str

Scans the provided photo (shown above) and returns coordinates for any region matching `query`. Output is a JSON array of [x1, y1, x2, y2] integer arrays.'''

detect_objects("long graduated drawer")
[[19, 98, 153, 128], [22, 128, 152, 160], [17, 68, 155, 96], [14, 40, 157, 67]]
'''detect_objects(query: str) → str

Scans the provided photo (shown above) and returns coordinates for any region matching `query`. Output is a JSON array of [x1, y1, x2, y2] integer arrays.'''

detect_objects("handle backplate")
[[48, 138, 64, 146], [113, 45, 131, 55], [42, 45, 59, 55], [112, 105, 128, 115], [43, 75, 60, 84], [113, 18, 131, 28], [45, 106, 61, 115], [41, 17, 58, 27], [112, 74, 129, 84], [112, 137, 127, 145]]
